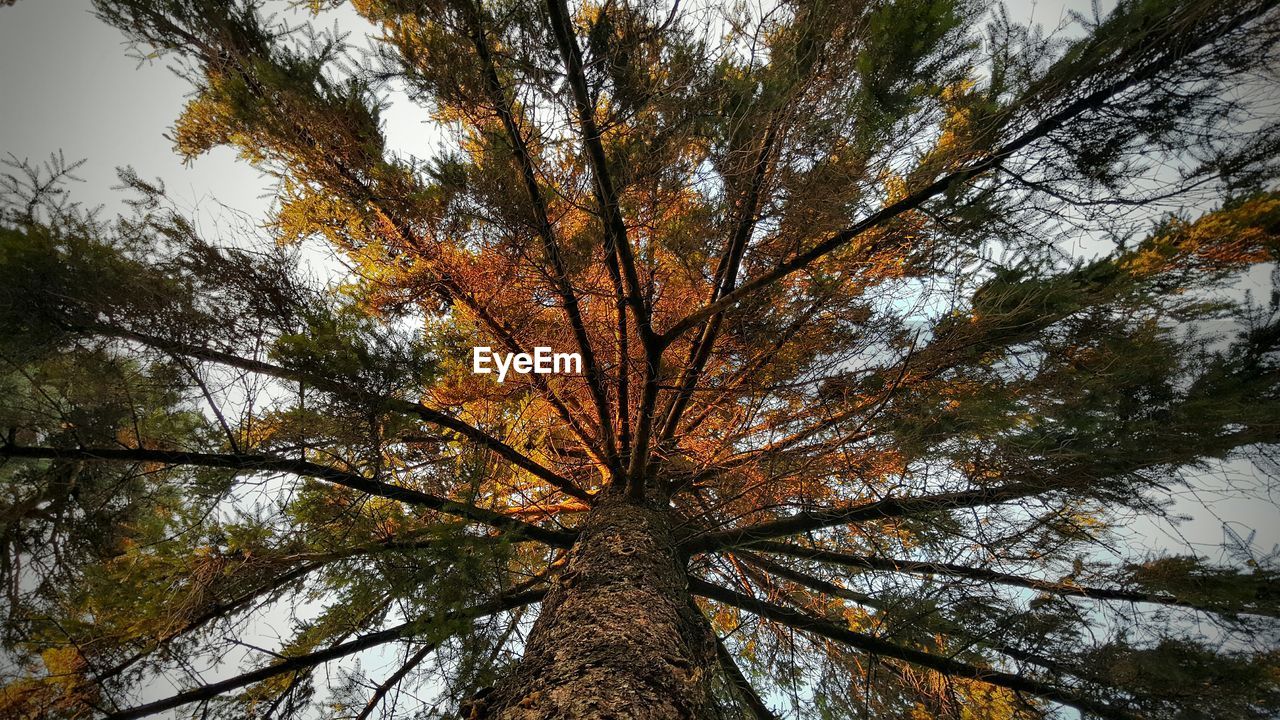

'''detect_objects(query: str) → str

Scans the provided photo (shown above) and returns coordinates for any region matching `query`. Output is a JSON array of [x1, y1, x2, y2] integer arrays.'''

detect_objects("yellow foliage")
[[1123, 195, 1280, 278], [0, 647, 97, 720]]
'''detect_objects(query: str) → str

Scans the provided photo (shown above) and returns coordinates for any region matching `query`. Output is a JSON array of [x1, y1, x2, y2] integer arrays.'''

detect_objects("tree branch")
[[94, 559, 326, 685], [542, 0, 655, 349], [86, 324, 590, 502], [94, 531, 528, 684], [683, 481, 1050, 552], [690, 579, 1139, 720], [658, 122, 780, 450], [0, 444, 575, 548], [734, 550, 1085, 679], [460, 0, 618, 469], [353, 642, 435, 720], [103, 589, 545, 720], [750, 540, 1278, 618], [94, 1, 607, 490], [542, 0, 665, 498], [714, 634, 781, 720]]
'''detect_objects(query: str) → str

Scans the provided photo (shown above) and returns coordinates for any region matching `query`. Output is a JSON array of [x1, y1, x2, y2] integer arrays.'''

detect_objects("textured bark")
[[476, 499, 715, 719]]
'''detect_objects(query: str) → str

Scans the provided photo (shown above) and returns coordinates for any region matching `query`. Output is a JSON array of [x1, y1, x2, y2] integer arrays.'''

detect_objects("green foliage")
[[1082, 639, 1280, 720], [852, 0, 972, 150], [273, 301, 439, 398], [1124, 556, 1280, 619]]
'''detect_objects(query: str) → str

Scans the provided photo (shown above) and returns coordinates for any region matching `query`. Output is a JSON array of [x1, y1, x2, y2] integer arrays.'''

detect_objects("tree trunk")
[[475, 498, 716, 719]]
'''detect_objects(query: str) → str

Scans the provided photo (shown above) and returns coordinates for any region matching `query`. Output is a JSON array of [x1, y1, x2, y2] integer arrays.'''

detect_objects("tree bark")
[[476, 498, 715, 719]]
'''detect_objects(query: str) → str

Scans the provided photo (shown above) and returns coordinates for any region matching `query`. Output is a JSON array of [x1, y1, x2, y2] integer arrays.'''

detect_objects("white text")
[[472, 346, 582, 382]]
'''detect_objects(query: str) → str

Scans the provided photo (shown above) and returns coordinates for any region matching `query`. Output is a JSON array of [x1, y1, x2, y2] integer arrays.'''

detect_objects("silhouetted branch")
[[0, 444, 575, 547], [460, 0, 618, 468], [353, 642, 435, 720], [690, 579, 1139, 720], [683, 481, 1050, 552], [749, 540, 1278, 618], [87, 324, 590, 501], [104, 588, 545, 720], [714, 634, 781, 720]]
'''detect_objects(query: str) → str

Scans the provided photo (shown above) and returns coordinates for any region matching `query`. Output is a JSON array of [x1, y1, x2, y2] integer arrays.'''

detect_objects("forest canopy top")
[[2, 0, 1280, 718]]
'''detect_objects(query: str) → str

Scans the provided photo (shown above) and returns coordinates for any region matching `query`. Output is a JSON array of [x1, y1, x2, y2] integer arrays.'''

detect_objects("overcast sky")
[[1, 0, 1104, 217], [1, 2, 264, 217], [0, 0, 456, 227]]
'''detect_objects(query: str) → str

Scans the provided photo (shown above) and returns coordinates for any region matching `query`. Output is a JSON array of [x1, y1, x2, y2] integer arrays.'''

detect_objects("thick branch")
[[353, 642, 435, 720], [735, 551, 1083, 679], [104, 589, 545, 720], [0, 444, 575, 548], [94, 559, 325, 684], [461, 0, 617, 468], [714, 635, 781, 720], [543, 0, 666, 497], [690, 579, 1139, 720], [95, 2, 605, 489], [750, 540, 1277, 618], [683, 481, 1049, 552], [87, 324, 589, 502], [543, 0, 654, 348], [94, 531, 524, 684], [658, 122, 779, 449]]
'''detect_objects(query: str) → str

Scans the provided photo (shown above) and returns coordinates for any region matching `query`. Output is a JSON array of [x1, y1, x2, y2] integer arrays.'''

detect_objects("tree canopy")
[[2, 0, 1280, 718]]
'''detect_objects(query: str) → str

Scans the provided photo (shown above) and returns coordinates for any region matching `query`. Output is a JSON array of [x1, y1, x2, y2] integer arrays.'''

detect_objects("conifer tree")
[[3, 0, 1280, 718]]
